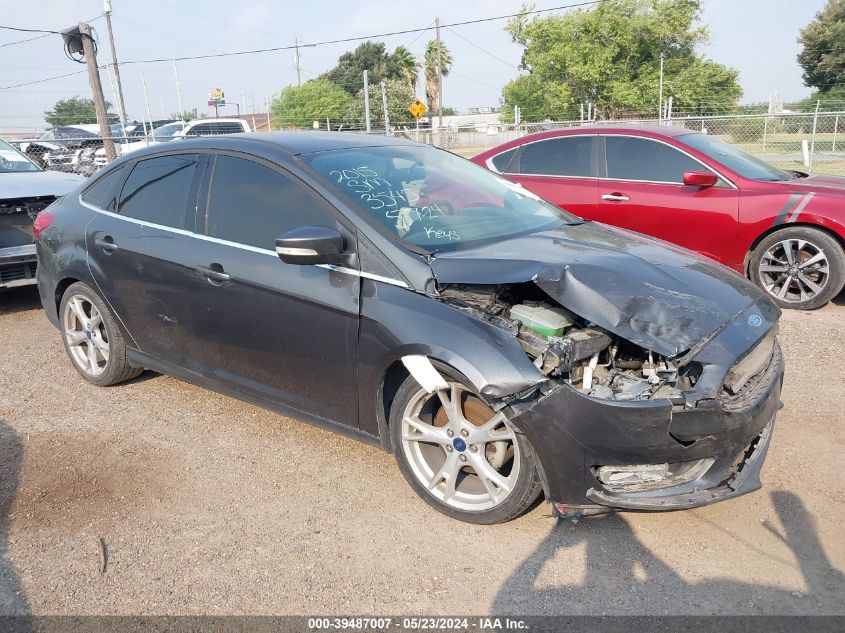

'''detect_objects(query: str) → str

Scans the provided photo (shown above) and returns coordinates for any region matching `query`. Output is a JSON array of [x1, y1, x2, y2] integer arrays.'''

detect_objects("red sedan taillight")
[[33, 210, 55, 239]]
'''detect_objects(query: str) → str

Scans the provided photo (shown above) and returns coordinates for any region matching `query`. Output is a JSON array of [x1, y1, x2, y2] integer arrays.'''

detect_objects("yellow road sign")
[[408, 99, 427, 119]]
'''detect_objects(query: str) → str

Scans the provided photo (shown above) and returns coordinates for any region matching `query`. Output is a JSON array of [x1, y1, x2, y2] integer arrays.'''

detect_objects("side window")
[[81, 164, 126, 211], [186, 123, 212, 136], [515, 136, 593, 177], [605, 137, 707, 184], [490, 147, 518, 173], [118, 154, 199, 228], [205, 155, 339, 250]]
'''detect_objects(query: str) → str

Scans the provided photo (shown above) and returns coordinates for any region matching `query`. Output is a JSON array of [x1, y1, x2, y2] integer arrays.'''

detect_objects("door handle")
[[601, 193, 630, 202], [94, 236, 118, 253], [195, 264, 230, 283]]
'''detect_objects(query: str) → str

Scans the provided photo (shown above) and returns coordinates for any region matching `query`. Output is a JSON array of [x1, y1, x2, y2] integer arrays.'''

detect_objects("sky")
[[0, 0, 831, 132]]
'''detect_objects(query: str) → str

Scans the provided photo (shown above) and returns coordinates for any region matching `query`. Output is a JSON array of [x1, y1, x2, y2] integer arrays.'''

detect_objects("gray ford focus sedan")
[[34, 133, 783, 524]]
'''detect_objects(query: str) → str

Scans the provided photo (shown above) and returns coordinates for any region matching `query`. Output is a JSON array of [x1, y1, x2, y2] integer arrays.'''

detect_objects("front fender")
[[356, 279, 545, 437]]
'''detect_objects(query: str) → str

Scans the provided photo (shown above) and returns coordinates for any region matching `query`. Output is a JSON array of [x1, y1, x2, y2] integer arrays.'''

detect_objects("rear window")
[[118, 154, 199, 228], [81, 165, 127, 211], [517, 136, 593, 177]]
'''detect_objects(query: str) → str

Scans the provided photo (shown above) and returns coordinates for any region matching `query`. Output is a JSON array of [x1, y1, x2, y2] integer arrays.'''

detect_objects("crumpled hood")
[[430, 222, 774, 357], [0, 170, 85, 200]]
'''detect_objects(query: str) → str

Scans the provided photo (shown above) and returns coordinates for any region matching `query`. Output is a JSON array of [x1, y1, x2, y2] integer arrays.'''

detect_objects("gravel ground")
[[0, 285, 843, 616]]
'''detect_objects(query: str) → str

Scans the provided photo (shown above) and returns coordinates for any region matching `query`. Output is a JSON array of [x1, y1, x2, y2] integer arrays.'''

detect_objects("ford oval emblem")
[[747, 314, 763, 327]]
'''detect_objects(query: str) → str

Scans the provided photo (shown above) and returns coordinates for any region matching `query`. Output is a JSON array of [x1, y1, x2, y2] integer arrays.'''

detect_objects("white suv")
[[93, 118, 251, 168]]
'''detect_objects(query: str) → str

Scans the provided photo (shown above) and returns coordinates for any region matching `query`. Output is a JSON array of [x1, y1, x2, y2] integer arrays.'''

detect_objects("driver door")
[[181, 152, 361, 428]]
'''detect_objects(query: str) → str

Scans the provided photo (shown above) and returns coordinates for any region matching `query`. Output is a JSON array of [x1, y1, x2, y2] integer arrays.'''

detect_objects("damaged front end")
[[435, 280, 784, 517]]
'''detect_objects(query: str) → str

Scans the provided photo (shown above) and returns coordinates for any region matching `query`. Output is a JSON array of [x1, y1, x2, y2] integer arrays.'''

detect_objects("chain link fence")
[[4, 111, 844, 178], [415, 111, 845, 177]]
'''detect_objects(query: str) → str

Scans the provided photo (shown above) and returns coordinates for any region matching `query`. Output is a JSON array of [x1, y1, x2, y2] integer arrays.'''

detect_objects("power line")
[[0, 68, 96, 90], [444, 26, 521, 71], [116, 2, 599, 66]]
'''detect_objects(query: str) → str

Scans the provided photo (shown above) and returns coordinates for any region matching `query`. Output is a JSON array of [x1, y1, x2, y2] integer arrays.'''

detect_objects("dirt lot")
[[0, 285, 843, 616]]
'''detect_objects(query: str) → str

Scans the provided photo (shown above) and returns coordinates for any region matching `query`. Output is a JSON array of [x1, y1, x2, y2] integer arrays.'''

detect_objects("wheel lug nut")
[[459, 454, 467, 462], [469, 445, 477, 452], [460, 429, 469, 437], [446, 445, 453, 452], [447, 429, 454, 437]]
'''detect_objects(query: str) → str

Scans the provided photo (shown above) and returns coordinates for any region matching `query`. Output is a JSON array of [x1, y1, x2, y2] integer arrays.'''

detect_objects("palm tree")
[[388, 45, 419, 91], [424, 40, 453, 115]]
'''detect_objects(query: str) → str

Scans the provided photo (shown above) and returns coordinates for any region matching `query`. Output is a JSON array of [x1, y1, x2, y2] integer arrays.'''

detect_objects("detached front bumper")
[[509, 300, 784, 517], [0, 244, 37, 289]]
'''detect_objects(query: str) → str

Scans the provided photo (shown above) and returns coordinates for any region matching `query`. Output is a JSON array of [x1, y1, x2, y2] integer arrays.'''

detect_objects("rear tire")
[[59, 281, 142, 386], [390, 372, 543, 524], [750, 226, 845, 310]]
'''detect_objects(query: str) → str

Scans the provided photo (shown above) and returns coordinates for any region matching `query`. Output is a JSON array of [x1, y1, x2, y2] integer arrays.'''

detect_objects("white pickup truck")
[[92, 118, 251, 169]]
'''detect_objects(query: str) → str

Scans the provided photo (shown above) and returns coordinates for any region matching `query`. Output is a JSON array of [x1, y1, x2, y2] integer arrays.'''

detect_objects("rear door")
[[595, 135, 740, 264], [180, 152, 360, 427], [488, 134, 598, 218], [85, 152, 205, 365]]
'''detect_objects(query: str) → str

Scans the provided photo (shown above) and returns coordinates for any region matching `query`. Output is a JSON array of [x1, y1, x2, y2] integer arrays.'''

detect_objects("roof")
[[117, 131, 423, 163], [530, 123, 698, 138]]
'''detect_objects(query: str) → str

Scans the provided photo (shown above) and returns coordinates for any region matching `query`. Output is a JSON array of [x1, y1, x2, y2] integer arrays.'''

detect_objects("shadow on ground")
[[0, 287, 41, 316], [494, 491, 843, 615], [0, 420, 29, 625]]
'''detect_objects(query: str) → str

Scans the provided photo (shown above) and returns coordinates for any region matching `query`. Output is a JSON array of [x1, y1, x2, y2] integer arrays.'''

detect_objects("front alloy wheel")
[[391, 374, 542, 524], [751, 227, 845, 310]]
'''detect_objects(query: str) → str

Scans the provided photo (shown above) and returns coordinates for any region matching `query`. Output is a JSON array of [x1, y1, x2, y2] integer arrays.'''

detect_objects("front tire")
[[59, 282, 142, 386], [750, 226, 845, 310], [390, 374, 543, 524]]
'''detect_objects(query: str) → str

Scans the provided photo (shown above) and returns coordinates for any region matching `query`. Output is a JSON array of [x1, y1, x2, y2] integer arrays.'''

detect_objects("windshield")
[[679, 132, 794, 182], [148, 122, 185, 141], [0, 139, 40, 173], [302, 145, 580, 253]]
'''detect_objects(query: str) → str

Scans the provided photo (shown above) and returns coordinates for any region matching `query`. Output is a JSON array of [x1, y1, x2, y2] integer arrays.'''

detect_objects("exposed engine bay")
[[437, 283, 702, 402]]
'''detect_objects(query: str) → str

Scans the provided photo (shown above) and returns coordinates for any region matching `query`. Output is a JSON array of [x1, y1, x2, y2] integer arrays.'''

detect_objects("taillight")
[[33, 210, 55, 239]]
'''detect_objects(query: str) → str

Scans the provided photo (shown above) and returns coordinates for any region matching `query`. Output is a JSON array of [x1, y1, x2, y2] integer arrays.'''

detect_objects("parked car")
[[35, 133, 783, 524], [13, 126, 99, 170], [93, 118, 251, 168], [0, 139, 84, 289], [472, 125, 845, 310]]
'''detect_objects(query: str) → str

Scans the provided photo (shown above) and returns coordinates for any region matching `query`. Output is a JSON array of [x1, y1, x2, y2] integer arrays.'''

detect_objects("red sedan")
[[472, 125, 845, 310]]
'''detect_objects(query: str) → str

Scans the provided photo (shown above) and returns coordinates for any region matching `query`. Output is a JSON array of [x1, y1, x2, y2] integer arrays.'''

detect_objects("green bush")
[[729, 117, 766, 144]]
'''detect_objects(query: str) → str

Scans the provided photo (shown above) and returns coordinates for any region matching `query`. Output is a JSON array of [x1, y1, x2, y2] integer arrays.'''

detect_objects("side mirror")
[[683, 171, 719, 188], [275, 226, 343, 265]]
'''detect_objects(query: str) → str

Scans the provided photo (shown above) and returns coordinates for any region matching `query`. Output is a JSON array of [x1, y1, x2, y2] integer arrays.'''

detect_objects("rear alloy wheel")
[[751, 227, 845, 310], [391, 375, 542, 524], [59, 282, 142, 386]]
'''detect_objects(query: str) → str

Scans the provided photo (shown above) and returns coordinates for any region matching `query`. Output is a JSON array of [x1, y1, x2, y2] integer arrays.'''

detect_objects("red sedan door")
[[595, 134, 740, 265], [486, 134, 598, 218]]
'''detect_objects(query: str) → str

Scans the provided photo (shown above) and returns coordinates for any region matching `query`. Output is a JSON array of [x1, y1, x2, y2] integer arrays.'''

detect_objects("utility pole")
[[658, 52, 664, 124], [381, 81, 390, 134], [173, 59, 184, 118], [103, 0, 127, 133], [294, 38, 302, 87], [265, 89, 271, 131], [435, 17, 443, 130], [141, 72, 154, 144], [363, 69, 371, 133], [78, 22, 116, 161]]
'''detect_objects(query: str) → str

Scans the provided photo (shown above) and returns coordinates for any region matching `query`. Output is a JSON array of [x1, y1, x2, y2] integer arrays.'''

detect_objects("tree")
[[502, 0, 741, 121], [798, 0, 845, 92], [44, 95, 117, 126], [169, 108, 204, 121], [424, 40, 453, 115], [387, 45, 420, 90], [322, 41, 390, 94], [270, 80, 352, 129], [344, 79, 415, 129]]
